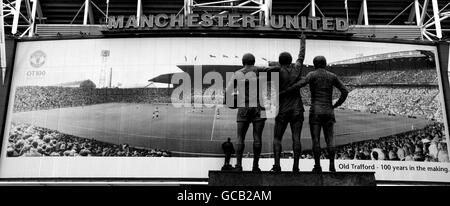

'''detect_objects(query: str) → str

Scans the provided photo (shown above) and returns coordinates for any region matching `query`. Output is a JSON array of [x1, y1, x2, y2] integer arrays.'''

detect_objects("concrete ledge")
[[208, 171, 376, 186]]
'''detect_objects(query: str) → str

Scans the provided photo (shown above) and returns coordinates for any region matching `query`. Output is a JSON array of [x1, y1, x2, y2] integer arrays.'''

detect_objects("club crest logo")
[[30, 50, 46, 68]]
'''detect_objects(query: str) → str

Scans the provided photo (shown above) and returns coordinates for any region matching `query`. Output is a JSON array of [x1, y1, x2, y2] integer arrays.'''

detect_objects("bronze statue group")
[[222, 33, 349, 173]]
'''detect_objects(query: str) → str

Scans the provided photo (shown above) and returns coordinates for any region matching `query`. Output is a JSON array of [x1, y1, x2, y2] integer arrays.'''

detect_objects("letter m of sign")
[[107, 16, 124, 29]]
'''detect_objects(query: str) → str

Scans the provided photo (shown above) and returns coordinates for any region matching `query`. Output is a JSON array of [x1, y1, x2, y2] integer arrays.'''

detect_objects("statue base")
[[208, 171, 376, 186]]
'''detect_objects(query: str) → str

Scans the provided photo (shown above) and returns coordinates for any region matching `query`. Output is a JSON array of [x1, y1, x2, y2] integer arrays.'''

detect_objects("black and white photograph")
[[0, 0, 450, 188]]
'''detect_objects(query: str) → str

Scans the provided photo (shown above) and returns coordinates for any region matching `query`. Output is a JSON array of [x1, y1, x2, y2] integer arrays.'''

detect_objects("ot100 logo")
[[27, 50, 47, 78]]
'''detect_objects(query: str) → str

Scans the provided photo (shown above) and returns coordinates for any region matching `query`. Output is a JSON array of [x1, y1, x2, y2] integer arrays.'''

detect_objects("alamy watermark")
[[170, 65, 279, 118]]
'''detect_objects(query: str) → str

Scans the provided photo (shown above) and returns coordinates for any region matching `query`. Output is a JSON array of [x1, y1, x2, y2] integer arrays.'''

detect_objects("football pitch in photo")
[[10, 103, 433, 156]]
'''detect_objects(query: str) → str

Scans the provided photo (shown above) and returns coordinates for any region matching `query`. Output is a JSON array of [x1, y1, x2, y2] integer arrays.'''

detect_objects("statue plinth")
[[208, 171, 376, 186]]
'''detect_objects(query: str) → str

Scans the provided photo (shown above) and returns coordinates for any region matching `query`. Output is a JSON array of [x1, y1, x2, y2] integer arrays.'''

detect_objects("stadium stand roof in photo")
[[329, 50, 434, 65], [1, 0, 450, 40], [148, 49, 436, 85]]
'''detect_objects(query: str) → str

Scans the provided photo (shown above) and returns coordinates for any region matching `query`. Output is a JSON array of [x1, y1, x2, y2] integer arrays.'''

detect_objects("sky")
[[12, 37, 437, 88]]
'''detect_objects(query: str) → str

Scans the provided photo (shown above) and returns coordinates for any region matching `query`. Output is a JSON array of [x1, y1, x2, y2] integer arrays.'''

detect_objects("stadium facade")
[[0, 0, 450, 186]]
